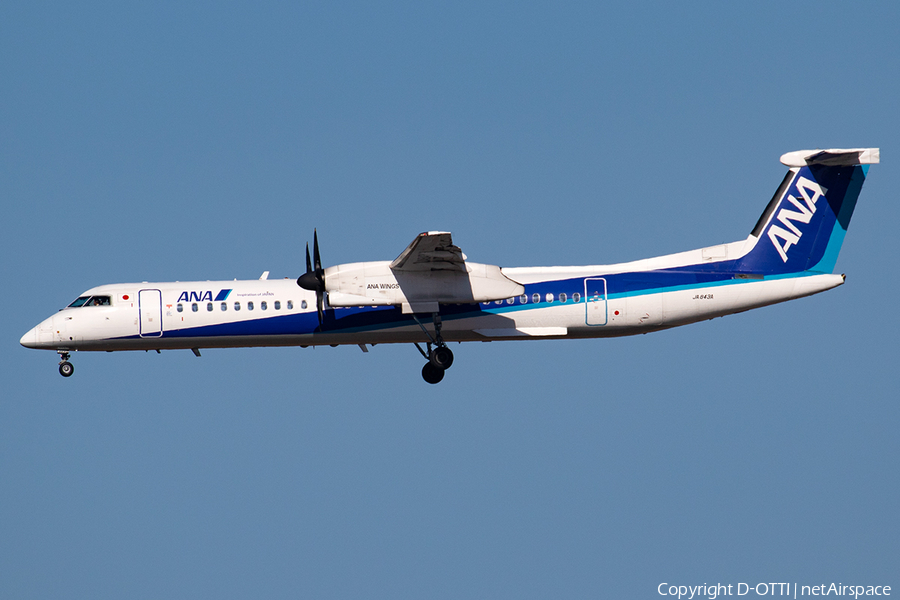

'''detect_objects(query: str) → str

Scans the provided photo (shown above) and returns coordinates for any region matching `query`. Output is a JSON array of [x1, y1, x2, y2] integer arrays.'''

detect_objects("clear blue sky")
[[2, 2, 898, 598]]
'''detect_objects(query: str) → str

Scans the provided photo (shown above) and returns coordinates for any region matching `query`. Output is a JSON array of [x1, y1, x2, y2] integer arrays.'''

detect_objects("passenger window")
[[177, 304, 184, 313], [234, 302, 241, 311], [274, 301, 281, 310], [519, 295, 527, 304], [221, 302, 227, 311], [261, 301, 267, 311], [248, 301, 254, 311], [192, 303, 198, 312], [506, 297, 514, 305], [298, 300, 304, 309], [545, 293, 554, 303], [288, 300, 294, 310], [573, 292, 581, 303], [532, 293, 540, 304], [207, 302, 213, 312], [559, 293, 567, 303], [495, 300, 503, 305]]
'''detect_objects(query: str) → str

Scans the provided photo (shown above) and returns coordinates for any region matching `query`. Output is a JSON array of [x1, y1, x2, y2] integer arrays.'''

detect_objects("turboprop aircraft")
[[21, 148, 878, 383]]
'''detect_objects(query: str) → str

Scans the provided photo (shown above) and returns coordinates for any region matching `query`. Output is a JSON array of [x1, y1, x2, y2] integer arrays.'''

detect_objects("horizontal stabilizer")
[[780, 148, 880, 167]]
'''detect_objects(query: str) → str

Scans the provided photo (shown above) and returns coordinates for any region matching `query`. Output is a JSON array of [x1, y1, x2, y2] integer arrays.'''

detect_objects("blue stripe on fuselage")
[[110, 265, 812, 341]]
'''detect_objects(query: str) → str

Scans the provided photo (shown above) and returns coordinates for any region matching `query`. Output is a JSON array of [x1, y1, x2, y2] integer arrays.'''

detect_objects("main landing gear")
[[414, 312, 454, 384], [58, 351, 74, 377]]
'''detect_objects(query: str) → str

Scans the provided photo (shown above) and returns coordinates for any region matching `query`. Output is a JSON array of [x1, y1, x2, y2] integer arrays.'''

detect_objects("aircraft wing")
[[390, 231, 467, 273]]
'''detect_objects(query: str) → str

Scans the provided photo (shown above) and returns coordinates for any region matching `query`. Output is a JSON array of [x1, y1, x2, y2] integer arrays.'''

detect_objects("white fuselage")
[[20, 249, 844, 354]]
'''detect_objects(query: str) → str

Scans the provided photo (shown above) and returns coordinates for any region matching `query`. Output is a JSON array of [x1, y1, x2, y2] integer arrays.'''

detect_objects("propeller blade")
[[313, 229, 322, 275], [312, 231, 325, 325], [298, 243, 314, 288], [298, 234, 326, 291], [297, 229, 327, 325]]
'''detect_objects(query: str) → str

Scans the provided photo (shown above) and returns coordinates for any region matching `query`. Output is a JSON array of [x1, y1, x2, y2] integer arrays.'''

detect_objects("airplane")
[[21, 148, 878, 384]]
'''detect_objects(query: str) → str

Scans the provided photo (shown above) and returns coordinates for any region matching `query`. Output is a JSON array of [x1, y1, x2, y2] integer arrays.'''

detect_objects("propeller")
[[297, 229, 326, 325]]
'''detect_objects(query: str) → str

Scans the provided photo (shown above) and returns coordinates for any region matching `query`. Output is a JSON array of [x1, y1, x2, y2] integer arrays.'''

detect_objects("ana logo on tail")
[[767, 176, 828, 262]]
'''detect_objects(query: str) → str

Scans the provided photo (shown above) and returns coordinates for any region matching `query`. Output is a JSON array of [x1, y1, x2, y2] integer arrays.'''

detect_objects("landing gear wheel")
[[422, 362, 445, 384], [429, 346, 454, 370], [59, 361, 74, 377]]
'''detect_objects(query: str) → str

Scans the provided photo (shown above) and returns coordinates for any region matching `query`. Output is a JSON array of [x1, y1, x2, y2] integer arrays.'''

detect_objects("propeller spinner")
[[297, 230, 326, 324]]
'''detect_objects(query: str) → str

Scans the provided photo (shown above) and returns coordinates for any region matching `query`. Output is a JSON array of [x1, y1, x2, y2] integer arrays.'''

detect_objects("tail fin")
[[736, 148, 878, 275]]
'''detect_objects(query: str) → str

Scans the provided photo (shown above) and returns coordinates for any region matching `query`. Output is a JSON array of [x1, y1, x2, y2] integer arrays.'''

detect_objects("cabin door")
[[139, 289, 163, 338], [584, 278, 608, 326]]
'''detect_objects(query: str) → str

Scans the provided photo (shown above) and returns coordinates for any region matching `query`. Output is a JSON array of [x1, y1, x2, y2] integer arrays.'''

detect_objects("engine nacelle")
[[325, 261, 524, 313]]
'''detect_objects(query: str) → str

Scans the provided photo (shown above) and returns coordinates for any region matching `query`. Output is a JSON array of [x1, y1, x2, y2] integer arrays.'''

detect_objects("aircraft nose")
[[20, 326, 38, 349]]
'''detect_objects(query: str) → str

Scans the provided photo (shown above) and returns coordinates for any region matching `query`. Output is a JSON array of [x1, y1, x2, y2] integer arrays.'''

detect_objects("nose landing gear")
[[58, 351, 74, 377]]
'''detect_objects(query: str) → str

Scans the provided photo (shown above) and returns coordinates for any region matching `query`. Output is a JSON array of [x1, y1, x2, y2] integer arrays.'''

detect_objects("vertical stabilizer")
[[736, 148, 878, 275]]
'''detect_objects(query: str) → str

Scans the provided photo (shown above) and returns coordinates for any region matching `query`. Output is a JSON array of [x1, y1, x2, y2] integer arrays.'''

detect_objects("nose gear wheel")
[[57, 351, 73, 377]]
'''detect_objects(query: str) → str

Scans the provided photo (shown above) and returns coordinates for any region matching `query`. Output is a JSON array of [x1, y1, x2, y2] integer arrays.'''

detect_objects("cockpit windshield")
[[67, 295, 111, 308]]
